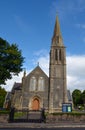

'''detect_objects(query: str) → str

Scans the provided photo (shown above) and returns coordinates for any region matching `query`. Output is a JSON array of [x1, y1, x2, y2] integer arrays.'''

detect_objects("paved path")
[[0, 128, 85, 130], [0, 122, 85, 128]]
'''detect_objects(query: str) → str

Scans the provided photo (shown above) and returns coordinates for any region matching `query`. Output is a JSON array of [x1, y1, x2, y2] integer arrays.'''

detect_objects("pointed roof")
[[52, 16, 64, 46], [11, 82, 22, 94], [53, 16, 61, 38], [27, 65, 48, 78]]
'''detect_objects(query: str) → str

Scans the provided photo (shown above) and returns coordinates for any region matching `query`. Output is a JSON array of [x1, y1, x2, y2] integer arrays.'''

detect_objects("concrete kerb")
[[0, 123, 85, 128]]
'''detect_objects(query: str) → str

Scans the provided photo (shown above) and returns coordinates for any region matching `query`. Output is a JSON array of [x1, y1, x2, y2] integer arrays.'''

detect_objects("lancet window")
[[55, 49, 61, 61], [38, 77, 44, 91], [29, 76, 36, 91]]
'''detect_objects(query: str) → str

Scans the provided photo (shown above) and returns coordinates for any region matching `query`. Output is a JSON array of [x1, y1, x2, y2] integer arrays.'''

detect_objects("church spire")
[[53, 16, 61, 37], [52, 16, 64, 46]]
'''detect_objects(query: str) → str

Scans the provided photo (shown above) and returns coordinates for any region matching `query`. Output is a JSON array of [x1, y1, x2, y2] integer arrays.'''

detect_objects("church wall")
[[22, 67, 49, 111], [11, 90, 22, 109], [53, 79, 64, 108]]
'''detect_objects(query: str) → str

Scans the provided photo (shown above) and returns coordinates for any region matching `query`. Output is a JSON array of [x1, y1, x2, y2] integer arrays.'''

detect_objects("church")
[[8, 16, 69, 113]]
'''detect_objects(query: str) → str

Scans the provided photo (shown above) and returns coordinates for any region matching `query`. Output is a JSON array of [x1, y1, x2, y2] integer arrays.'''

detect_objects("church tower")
[[49, 16, 68, 113]]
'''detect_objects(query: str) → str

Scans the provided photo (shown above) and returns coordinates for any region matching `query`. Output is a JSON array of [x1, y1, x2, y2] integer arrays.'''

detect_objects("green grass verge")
[[14, 112, 27, 119], [0, 110, 9, 114]]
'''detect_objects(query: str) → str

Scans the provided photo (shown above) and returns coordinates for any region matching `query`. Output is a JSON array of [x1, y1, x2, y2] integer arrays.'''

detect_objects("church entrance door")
[[32, 98, 40, 110]]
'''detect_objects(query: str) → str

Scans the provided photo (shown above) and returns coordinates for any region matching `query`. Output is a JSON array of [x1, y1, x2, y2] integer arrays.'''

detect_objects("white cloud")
[[33, 50, 49, 76], [67, 55, 85, 77], [2, 70, 31, 91], [76, 24, 85, 29], [50, 0, 85, 19], [2, 52, 85, 92], [34, 55, 49, 76], [2, 72, 23, 91], [67, 55, 85, 91], [33, 49, 48, 57]]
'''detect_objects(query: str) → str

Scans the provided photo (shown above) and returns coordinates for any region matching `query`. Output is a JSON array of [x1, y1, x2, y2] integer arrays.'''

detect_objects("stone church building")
[[10, 16, 69, 113]]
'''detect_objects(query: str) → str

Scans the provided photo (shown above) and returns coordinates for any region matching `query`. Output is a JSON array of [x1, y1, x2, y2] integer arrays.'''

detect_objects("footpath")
[[0, 122, 85, 128]]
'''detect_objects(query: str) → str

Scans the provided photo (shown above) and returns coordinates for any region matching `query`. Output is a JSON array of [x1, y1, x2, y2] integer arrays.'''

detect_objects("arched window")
[[55, 49, 58, 61], [29, 76, 36, 91], [55, 49, 61, 61], [59, 49, 61, 61], [38, 77, 44, 91]]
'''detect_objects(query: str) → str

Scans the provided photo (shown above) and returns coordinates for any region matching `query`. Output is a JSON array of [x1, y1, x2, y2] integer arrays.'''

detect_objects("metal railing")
[[9, 108, 46, 123]]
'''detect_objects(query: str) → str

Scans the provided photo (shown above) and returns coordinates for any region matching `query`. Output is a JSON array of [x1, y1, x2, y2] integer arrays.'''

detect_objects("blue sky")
[[1, 0, 85, 91]]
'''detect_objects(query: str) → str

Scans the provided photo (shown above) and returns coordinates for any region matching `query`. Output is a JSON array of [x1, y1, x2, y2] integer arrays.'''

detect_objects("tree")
[[0, 37, 24, 85], [0, 86, 7, 108], [72, 89, 82, 107], [81, 90, 85, 108]]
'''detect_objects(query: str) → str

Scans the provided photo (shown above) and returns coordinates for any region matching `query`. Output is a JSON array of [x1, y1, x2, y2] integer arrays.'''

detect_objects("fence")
[[9, 108, 46, 123]]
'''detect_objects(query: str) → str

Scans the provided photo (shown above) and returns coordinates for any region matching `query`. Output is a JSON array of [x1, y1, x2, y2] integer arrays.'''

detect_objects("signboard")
[[62, 103, 72, 112]]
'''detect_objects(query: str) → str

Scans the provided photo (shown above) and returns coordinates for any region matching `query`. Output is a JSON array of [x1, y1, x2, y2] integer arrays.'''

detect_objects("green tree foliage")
[[0, 37, 24, 85], [72, 89, 82, 107], [81, 90, 85, 105], [0, 86, 7, 108]]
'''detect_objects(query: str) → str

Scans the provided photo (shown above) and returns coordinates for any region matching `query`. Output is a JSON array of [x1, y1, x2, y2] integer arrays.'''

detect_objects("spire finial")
[[23, 68, 26, 77], [37, 62, 39, 66], [56, 11, 59, 16]]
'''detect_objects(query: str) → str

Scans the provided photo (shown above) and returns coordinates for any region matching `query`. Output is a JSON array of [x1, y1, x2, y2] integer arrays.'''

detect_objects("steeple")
[[52, 16, 64, 46], [49, 16, 68, 113]]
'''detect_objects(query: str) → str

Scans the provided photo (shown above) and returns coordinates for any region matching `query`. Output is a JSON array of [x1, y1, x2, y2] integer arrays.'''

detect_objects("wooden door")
[[32, 98, 39, 110]]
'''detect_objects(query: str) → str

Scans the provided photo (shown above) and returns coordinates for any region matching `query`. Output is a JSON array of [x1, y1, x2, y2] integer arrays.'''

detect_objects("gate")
[[9, 108, 46, 123]]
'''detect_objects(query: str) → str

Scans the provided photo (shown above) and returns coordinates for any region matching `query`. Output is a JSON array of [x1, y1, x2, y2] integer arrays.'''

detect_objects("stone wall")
[[46, 113, 85, 123], [0, 113, 85, 123], [0, 114, 9, 123]]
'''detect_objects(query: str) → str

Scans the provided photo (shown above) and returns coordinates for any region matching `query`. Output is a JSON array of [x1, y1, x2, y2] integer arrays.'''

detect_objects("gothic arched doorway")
[[32, 98, 40, 110]]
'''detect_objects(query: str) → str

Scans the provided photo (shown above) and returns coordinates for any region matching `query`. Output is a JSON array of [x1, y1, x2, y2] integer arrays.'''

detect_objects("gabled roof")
[[11, 82, 22, 94], [5, 92, 11, 100], [27, 65, 48, 78]]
